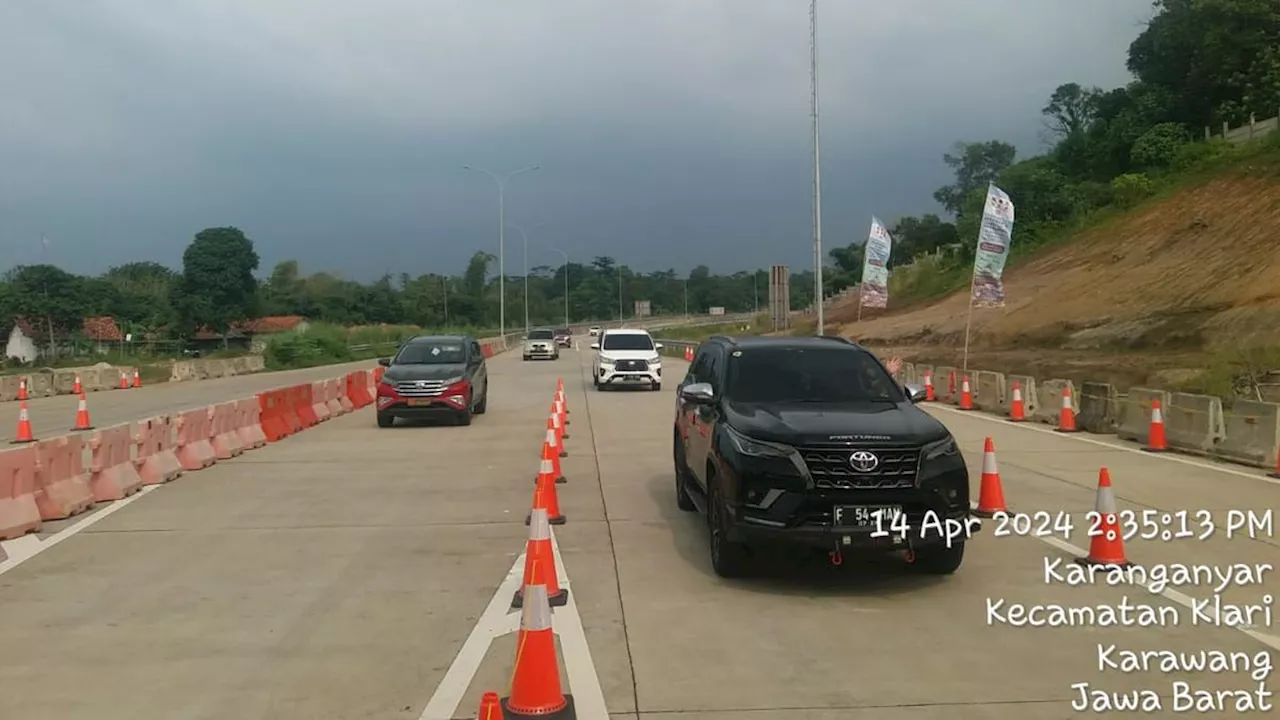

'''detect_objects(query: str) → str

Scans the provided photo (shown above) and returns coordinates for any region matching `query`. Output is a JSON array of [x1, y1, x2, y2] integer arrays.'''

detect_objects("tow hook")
[[828, 549, 843, 566], [903, 549, 917, 564]]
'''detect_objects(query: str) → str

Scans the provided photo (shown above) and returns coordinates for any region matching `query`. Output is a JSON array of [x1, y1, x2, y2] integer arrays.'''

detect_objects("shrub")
[[1110, 173, 1155, 208]]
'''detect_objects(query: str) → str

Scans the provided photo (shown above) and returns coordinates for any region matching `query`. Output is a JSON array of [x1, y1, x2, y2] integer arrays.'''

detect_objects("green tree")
[[172, 227, 261, 339], [933, 140, 1018, 217]]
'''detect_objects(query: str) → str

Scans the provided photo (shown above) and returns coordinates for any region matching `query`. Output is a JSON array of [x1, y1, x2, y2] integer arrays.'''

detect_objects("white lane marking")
[[974, 502, 1280, 653], [933, 403, 1280, 487], [0, 485, 160, 577], [418, 528, 608, 720]]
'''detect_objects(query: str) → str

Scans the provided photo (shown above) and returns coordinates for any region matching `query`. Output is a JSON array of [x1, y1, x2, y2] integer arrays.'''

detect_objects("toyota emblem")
[[416, 381, 428, 388], [849, 451, 879, 472]]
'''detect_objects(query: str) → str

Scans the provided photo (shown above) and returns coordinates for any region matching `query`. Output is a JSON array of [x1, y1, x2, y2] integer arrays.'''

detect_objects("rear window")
[[528, 329, 555, 340], [396, 342, 466, 364], [725, 347, 902, 404], [602, 333, 653, 351]]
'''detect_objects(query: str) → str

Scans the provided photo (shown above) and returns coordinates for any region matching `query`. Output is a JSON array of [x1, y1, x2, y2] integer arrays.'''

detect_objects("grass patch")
[[1168, 346, 1280, 407]]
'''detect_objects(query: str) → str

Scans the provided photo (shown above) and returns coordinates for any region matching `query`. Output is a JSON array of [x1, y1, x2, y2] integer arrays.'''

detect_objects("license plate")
[[834, 505, 902, 527], [406, 399, 429, 407]]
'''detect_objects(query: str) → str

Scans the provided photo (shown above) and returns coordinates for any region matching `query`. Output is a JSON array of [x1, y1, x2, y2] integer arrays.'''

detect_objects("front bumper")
[[599, 364, 661, 385], [726, 505, 979, 551], [523, 346, 559, 359], [376, 382, 470, 417]]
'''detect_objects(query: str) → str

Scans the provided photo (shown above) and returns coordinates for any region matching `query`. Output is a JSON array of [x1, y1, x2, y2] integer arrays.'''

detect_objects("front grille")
[[615, 359, 649, 372], [528, 343, 551, 352], [395, 380, 447, 397], [798, 445, 920, 490]]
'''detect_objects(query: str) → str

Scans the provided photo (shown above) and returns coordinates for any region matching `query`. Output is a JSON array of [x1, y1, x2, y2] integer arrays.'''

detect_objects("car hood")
[[598, 350, 660, 362], [525, 338, 555, 345], [724, 400, 947, 446], [383, 363, 468, 383]]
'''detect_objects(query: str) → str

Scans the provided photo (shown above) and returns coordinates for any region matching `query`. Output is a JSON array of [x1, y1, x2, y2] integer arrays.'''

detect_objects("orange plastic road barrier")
[[235, 398, 269, 450], [501, 581, 575, 718], [294, 385, 320, 427], [33, 436, 94, 520], [132, 369, 142, 388], [1008, 381, 1026, 422], [338, 375, 357, 413], [135, 415, 183, 485], [0, 445, 42, 539], [279, 388, 303, 434], [10, 400, 35, 444], [70, 392, 94, 432], [923, 370, 935, 401], [88, 423, 145, 502], [1054, 386, 1078, 433], [324, 378, 345, 417], [257, 392, 288, 442], [210, 402, 245, 460], [477, 691, 501, 719], [528, 471, 566, 526], [512, 505, 569, 610], [957, 376, 974, 410], [310, 381, 331, 422], [1075, 468, 1131, 567], [1143, 399, 1168, 452], [972, 437, 1008, 518], [175, 406, 217, 471]]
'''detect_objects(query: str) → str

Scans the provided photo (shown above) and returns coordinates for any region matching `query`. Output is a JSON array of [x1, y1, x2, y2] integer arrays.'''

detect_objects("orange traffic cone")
[[958, 376, 974, 410], [501, 579, 575, 718], [512, 504, 569, 609], [10, 400, 36, 444], [17, 377, 28, 401], [923, 370, 935, 401], [132, 370, 142, 388], [1075, 468, 1131, 567], [1054, 386, 1078, 433], [118, 370, 129, 389], [477, 691, 501, 719], [1007, 381, 1026, 422], [546, 418, 567, 458], [550, 406, 568, 443], [1142, 399, 1169, 452], [72, 374, 83, 395], [556, 389, 570, 421], [533, 443, 567, 485], [545, 429, 565, 474], [972, 437, 1008, 517], [527, 470, 566, 526], [70, 392, 94, 431]]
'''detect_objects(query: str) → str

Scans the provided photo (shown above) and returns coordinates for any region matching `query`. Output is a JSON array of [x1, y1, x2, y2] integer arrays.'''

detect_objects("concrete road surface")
[[0, 348, 1275, 719]]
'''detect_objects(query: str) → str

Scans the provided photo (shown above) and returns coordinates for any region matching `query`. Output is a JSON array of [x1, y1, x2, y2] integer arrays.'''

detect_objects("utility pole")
[[441, 276, 449, 326], [617, 265, 624, 325], [463, 165, 540, 343], [809, 0, 825, 335], [683, 278, 689, 318], [753, 273, 759, 315]]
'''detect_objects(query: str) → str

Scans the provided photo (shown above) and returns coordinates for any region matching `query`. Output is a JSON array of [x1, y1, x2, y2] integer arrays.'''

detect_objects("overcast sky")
[[0, 0, 1155, 280]]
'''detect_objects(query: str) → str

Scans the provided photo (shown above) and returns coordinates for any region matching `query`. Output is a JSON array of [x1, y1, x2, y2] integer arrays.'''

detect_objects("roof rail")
[[707, 335, 736, 344]]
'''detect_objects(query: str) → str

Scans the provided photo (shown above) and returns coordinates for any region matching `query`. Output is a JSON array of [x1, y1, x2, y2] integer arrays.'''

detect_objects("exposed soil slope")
[[829, 152, 1280, 391]]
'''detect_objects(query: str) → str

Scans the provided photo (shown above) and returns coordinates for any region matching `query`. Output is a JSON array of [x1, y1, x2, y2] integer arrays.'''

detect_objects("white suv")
[[592, 328, 663, 390]]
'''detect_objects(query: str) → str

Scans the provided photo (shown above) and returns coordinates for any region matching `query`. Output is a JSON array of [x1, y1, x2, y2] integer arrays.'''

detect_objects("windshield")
[[395, 342, 466, 364], [602, 333, 654, 351], [725, 347, 903, 403], [528, 329, 555, 340], [554, 328, 570, 336]]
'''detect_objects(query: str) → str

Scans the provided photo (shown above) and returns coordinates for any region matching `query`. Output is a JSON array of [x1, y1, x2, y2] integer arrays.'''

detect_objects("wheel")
[[456, 407, 473, 426], [706, 469, 749, 577], [473, 391, 488, 415], [523, 355, 531, 361], [376, 412, 393, 428], [673, 430, 695, 512], [913, 542, 965, 575], [651, 382, 662, 392]]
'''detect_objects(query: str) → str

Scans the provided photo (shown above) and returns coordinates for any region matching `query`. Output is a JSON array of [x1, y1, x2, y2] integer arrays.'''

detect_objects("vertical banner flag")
[[859, 216, 892, 309], [971, 183, 1015, 307]]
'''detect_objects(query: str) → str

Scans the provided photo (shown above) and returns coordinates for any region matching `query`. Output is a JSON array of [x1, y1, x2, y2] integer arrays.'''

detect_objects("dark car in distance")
[[375, 335, 489, 427], [672, 335, 974, 578], [554, 327, 572, 347]]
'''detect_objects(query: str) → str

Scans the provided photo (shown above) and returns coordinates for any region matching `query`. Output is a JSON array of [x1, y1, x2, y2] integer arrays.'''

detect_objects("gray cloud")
[[0, 0, 1154, 278]]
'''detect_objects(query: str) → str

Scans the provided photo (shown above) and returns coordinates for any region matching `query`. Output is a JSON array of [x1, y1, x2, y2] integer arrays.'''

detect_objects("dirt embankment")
[[828, 154, 1280, 394]]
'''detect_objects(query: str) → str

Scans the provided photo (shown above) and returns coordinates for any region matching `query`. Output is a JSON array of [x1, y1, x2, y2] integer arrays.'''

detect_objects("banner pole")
[[961, 281, 976, 372], [856, 289, 864, 323]]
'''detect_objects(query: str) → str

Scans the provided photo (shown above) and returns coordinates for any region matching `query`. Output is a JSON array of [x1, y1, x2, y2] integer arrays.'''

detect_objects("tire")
[[473, 391, 488, 415], [523, 356, 531, 362], [652, 382, 662, 392], [456, 407, 473, 426], [673, 430, 695, 512], [706, 470, 749, 578], [913, 542, 965, 575], [376, 412, 393, 428]]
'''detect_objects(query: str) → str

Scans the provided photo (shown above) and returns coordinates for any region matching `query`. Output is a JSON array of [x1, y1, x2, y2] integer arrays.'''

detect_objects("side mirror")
[[904, 384, 927, 403], [680, 382, 715, 404], [590, 343, 599, 350], [377, 357, 391, 367], [654, 343, 664, 350], [522, 336, 528, 341]]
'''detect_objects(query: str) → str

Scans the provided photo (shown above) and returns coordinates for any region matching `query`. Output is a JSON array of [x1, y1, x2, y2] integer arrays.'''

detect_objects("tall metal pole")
[[549, 247, 569, 326], [683, 279, 688, 317], [464, 164, 540, 342], [507, 223, 542, 335], [809, 0, 825, 336], [617, 265, 624, 324]]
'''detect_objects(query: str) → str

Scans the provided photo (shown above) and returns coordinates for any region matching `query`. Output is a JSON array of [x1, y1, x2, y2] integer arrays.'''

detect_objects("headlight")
[[598, 356, 615, 366], [725, 426, 792, 458], [922, 436, 959, 461], [440, 376, 464, 386]]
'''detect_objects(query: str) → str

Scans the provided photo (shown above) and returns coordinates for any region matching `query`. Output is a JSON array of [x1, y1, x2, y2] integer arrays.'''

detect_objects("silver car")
[[522, 328, 560, 360]]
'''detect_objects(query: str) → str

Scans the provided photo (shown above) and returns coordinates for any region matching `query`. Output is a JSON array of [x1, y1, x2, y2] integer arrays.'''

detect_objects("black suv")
[[672, 335, 973, 577], [375, 335, 489, 427]]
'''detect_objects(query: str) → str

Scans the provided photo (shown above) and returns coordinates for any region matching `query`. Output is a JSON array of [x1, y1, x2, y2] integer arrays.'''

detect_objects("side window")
[[471, 341, 483, 360], [689, 348, 711, 383], [704, 347, 722, 391]]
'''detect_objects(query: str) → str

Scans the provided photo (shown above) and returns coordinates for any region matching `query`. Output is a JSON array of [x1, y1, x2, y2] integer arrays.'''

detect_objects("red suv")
[[375, 335, 489, 427]]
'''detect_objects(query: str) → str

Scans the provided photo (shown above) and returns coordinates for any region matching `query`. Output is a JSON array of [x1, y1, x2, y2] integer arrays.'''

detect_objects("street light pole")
[[507, 222, 545, 336], [617, 265, 624, 325], [463, 164, 540, 341], [547, 247, 570, 327], [683, 278, 689, 317], [809, 0, 825, 335]]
